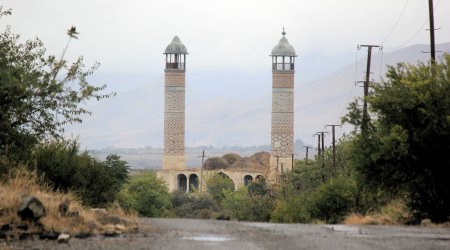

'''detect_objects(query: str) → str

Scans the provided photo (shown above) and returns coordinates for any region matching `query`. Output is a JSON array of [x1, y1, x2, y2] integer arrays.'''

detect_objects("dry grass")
[[0, 167, 137, 235], [344, 200, 410, 225]]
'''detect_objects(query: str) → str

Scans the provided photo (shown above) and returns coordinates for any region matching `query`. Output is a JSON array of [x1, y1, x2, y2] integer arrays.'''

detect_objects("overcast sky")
[[2, 0, 450, 149]]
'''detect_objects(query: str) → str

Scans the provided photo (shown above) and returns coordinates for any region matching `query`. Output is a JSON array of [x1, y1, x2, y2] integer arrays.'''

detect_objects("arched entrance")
[[243, 175, 253, 186], [177, 174, 187, 192], [255, 175, 266, 183], [189, 174, 199, 192], [218, 172, 235, 190]]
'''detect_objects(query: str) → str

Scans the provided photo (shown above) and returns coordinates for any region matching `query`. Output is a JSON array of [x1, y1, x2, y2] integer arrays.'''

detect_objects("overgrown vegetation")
[[2, 5, 448, 227], [139, 55, 449, 225], [117, 171, 172, 217], [344, 54, 450, 223], [0, 6, 128, 224]]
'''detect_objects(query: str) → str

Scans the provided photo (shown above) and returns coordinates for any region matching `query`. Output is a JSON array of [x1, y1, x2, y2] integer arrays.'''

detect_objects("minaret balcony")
[[272, 63, 294, 71], [166, 62, 185, 70]]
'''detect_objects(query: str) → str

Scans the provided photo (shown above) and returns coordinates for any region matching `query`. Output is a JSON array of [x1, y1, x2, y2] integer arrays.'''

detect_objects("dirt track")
[[4, 218, 450, 250]]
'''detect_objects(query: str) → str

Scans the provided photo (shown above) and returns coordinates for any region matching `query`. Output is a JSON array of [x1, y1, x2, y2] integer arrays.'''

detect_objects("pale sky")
[[2, 0, 450, 149]]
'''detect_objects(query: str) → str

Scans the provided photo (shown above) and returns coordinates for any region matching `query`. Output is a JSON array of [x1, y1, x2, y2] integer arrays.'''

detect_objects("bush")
[[206, 173, 235, 204], [32, 140, 129, 207], [271, 194, 309, 223], [171, 191, 220, 219], [117, 171, 172, 217], [222, 187, 274, 222], [307, 177, 357, 224]]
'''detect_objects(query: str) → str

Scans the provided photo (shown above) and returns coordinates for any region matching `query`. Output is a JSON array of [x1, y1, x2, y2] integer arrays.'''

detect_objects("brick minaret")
[[163, 36, 188, 170], [269, 29, 297, 182]]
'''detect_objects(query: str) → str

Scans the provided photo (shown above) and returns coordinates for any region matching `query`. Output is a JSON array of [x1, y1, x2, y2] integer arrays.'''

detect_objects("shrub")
[[170, 191, 220, 219], [117, 171, 172, 217], [206, 173, 235, 204], [271, 194, 309, 223], [307, 177, 357, 224], [222, 187, 274, 222], [32, 140, 129, 207]]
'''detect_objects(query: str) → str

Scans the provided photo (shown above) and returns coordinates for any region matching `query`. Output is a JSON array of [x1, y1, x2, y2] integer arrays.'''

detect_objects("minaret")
[[269, 29, 297, 182], [163, 36, 188, 170]]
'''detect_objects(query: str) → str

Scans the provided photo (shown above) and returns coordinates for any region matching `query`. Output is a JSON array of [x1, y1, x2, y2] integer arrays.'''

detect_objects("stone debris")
[[18, 196, 45, 221], [57, 233, 70, 243]]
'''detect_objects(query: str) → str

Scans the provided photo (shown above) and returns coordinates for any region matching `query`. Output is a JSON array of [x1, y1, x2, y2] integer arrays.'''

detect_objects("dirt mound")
[[229, 157, 263, 171], [222, 153, 242, 165], [250, 152, 270, 169], [203, 152, 270, 172], [203, 157, 230, 170]]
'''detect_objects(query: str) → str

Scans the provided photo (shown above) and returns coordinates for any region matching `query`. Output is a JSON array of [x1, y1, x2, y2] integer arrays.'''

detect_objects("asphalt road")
[[5, 218, 450, 250]]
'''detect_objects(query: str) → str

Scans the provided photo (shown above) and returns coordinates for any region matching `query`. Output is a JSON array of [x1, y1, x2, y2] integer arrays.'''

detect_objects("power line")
[[381, 0, 411, 45], [384, 0, 441, 51]]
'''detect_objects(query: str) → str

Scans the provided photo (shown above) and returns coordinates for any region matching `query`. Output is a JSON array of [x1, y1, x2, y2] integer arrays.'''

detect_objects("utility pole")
[[428, 0, 436, 62], [197, 149, 208, 192], [314, 133, 321, 155], [316, 131, 327, 166], [326, 124, 340, 177], [357, 45, 381, 134], [304, 146, 313, 165], [316, 131, 326, 153]]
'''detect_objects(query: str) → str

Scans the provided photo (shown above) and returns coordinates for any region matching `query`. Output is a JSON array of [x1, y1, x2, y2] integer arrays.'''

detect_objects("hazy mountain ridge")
[[68, 43, 450, 167]]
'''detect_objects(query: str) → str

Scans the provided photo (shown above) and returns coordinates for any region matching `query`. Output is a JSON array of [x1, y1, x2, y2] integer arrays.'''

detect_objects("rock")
[[57, 233, 70, 243], [103, 230, 119, 237], [19, 232, 31, 240], [91, 208, 107, 215], [115, 224, 126, 232], [39, 232, 58, 240], [58, 199, 70, 217], [17, 223, 28, 231], [0, 224, 11, 231], [75, 232, 92, 239], [421, 219, 433, 227], [18, 196, 45, 221]]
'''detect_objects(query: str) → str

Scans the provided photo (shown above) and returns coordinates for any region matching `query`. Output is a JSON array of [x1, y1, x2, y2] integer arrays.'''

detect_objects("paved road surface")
[[5, 218, 450, 250]]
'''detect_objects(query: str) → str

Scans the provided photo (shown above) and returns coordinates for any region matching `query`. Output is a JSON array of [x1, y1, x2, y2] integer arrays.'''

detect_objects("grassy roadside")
[[0, 167, 137, 239]]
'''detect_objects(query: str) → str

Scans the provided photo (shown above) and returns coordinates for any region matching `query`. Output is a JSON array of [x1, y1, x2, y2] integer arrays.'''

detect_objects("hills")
[[68, 43, 450, 169]]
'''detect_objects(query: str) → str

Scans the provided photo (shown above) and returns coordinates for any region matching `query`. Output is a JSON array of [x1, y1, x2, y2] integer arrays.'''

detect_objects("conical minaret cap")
[[271, 29, 296, 57], [164, 36, 188, 54]]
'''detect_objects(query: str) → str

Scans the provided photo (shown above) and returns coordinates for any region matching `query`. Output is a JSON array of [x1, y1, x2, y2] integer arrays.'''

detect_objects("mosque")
[[157, 30, 297, 192]]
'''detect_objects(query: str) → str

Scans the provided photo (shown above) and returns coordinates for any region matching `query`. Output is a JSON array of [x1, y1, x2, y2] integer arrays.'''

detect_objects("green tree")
[[344, 54, 450, 222], [0, 8, 113, 161], [117, 171, 172, 217]]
